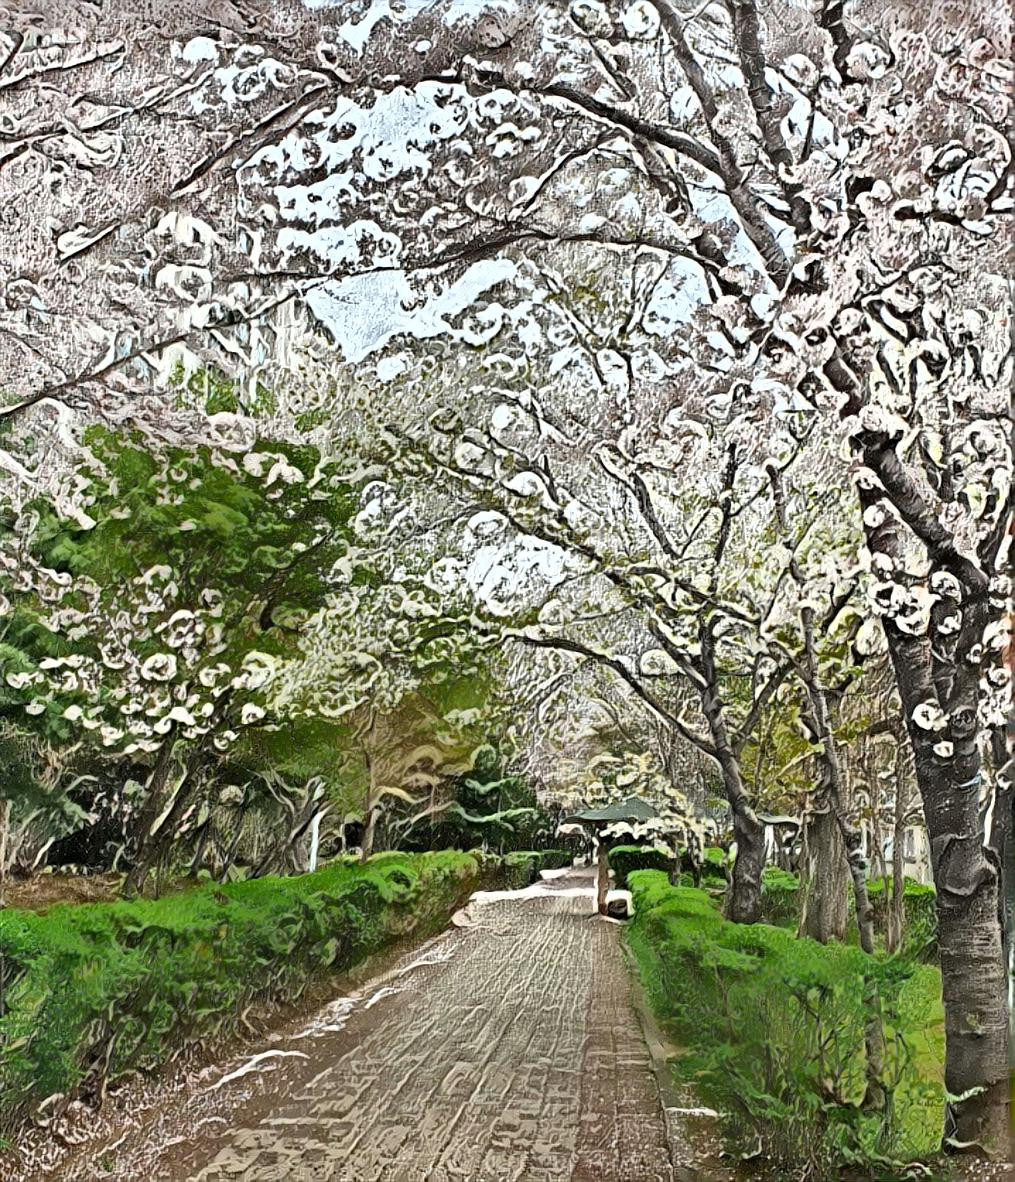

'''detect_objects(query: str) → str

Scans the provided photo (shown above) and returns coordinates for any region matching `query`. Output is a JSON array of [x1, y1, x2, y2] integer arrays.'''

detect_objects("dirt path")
[[47, 869, 677, 1182]]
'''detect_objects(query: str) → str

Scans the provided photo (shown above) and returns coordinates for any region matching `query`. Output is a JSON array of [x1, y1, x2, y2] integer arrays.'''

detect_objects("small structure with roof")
[[563, 796, 659, 915]]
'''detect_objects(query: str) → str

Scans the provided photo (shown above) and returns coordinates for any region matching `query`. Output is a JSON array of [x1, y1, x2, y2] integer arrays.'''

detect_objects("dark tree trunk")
[[857, 466, 1011, 1152], [596, 833, 610, 916], [0, 796, 10, 907], [987, 728, 1013, 1003], [128, 782, 194, 896], [798, 802, 848, 942], [769, 466, 876, 953], [125, 734, 178, 896], [728, 804, 765, 924], [888, 738, 910, 953], [696, 623, 765, 924]]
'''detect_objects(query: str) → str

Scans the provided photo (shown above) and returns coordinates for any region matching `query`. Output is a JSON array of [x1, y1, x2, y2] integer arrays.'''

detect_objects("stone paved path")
[[53, 870, 674, 1181]]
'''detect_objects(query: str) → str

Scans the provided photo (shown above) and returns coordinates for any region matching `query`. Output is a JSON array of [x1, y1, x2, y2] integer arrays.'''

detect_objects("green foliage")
[[408, 745, 554, 854], [608, 844, 675, 891], [866, 878, 938, 961], [2, 429, 362, 750], [537, 849, 572, 871], [0, 852, 484, 1130], [500, 849, 572, 887], [626, 872, 945, 1177], [761, 866, 801, 927], [169, 364, 277, 418], [701, 846, 729, 886]]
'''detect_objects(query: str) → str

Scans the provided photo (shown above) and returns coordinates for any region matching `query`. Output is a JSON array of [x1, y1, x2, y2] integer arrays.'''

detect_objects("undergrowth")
[[626, 871, 946, 1181], [609, 844, 675, 890], [0, 850, 485, 1132]]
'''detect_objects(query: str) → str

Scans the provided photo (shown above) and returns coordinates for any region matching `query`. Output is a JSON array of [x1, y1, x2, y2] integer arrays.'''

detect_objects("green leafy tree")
[[0, 428, 361, 891]]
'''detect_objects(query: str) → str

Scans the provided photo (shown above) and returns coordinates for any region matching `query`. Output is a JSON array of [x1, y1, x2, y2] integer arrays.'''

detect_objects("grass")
[[0, 850, 489, 1134], [625, 871, 946, 1179]]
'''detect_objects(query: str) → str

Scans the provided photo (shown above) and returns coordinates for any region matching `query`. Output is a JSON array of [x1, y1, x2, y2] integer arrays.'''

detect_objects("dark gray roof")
[[757, 813, 801, 828], [564, 796, 659, 825]]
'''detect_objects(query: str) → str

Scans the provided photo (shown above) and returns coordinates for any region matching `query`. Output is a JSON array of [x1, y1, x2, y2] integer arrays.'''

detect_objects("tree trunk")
[[769, 467, 876, 953], [359, 710, 378, 865], [360, 806, 376, 864], [986, 727, 1013, 1033], [308, 811, 322, 873], [125, 734, 178, 896], [596, 832, 610, 916], [696, 622, 765, 924], [798, 802, 848, 942], [886, 628, 1009, 1150], [728, 805, 765, 923], [888, 738, 910, 954], [0, 796, 10, 906], [854, 473, 1011, 1151]]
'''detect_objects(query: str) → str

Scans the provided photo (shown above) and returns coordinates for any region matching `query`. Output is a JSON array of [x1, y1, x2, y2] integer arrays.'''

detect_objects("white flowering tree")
[[580, 749, 698, 856], [0, 427, 362, 891], [2, 0, 1011, 1152], [270, 559, 492, 860], [297, 0, 1011, 1147]]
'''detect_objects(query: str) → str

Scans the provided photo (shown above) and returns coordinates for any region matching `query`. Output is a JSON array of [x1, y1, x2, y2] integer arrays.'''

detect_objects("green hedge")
[[0, 851, 484, 1130], [701, 846, 729, 887], [760, 866, 800, 927], [500, 849, 572, 886], [625, 871, 945, 1177], [608, 845, 674, 891], [866, 877, 938, 960], [754, 868, 937, 956]]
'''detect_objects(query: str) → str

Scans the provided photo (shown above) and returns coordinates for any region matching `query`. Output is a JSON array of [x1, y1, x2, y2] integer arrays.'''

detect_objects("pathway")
[[48, 868, 676, 1182]]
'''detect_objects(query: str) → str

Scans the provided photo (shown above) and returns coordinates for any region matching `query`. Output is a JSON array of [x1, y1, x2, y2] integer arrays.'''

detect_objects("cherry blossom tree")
[[2, 0, 1010, 1152]]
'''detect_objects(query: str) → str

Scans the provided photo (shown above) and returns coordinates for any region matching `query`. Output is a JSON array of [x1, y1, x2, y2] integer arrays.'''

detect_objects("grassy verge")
[[625, 871, 946, 1180], [0, 850, 488, 1133]]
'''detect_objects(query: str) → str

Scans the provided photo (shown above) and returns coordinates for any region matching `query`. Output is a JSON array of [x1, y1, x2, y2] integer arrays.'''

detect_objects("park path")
[[49, 868, 677, 1182]]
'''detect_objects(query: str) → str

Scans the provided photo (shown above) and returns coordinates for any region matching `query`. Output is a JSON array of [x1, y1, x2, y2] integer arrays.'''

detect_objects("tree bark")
[[798, 801, 848, 942], [858, 471, 1011, 1152], [728, 804, 765, 923], [888, 737, 911, 953], [125, 733, 178, 896], [768, 467, 876, 952], [359, 710, 379, 864], [596, 831, 610, 916], [0, 796, 10, 906], [696, 624, 765, 924]]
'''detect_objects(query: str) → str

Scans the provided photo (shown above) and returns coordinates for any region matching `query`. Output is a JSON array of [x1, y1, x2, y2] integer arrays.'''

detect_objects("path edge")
[[621, 938, 729, 1182]]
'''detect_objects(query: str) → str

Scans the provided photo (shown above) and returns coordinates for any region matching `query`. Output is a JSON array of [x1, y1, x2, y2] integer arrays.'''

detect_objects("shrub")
[[608, 845, 674, 891], [760, 866, 800, 927], [866, 877, 938, 960], [625, 871, 945, 1177], [500, 849, 573, 886], [537, 849, 573, 871], [0, 851, 488, 1131], [701, 846, 729, 887], [501, 850, 540, 887]]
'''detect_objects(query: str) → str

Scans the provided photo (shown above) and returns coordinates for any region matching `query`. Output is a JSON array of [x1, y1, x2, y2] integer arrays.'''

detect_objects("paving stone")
[[58, 871, 674, 1181]]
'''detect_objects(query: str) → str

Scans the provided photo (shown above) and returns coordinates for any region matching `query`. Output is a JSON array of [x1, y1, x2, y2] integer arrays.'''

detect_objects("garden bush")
[[500, 849, 573, 886], [701, 846, 729, 887], [608, 844, 674, 891], [0, 851, 492, 1131], [760, 866, 800, 927], [625, 871, 945, 1178], [537, 849, 573, 871], [865, 877, 938, 960]]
